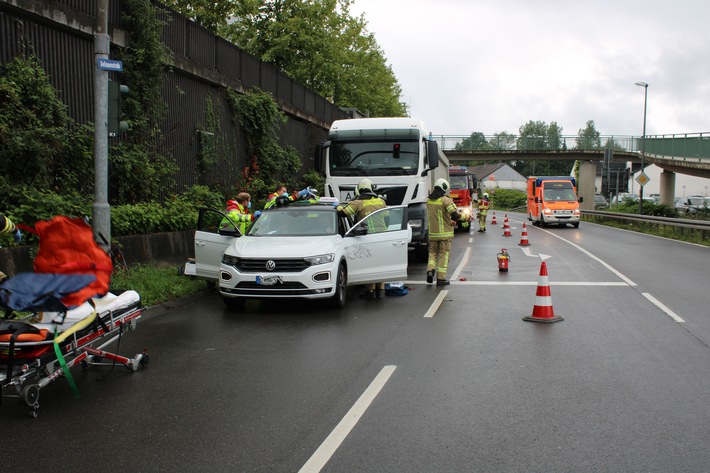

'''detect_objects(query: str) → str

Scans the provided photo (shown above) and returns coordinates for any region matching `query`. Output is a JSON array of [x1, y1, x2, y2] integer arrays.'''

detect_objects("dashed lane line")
[[423, 289, 449, 318], [643, 293, 685, 323], [299, 365, 397, 473]]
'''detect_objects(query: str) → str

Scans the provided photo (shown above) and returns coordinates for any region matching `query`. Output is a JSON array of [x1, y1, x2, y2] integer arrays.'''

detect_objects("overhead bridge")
[[432, 133, 710, 209]]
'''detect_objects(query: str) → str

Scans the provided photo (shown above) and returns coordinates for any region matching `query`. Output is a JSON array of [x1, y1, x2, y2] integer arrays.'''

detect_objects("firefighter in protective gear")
[[477, 192, 491, 232], [336, 178, 388, 299], [220, 193, 260, 235], [426, 179, 470, 286], [0, 214, 22, 244]]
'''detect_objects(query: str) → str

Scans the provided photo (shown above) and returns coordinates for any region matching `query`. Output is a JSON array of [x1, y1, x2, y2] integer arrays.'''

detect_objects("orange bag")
[[30, 216, 113, 307]]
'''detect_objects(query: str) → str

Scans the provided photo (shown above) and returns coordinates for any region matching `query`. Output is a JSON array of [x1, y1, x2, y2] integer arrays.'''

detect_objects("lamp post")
[[635, 81, 648, 214]]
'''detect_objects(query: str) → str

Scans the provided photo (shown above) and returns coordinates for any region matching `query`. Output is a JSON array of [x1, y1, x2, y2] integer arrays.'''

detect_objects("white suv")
[[192, 202, 410, 309]]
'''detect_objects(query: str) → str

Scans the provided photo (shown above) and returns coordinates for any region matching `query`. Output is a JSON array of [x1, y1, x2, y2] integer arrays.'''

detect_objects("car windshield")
[[248, 208, 338, 237], [329, 140, 419, 176], [688, 197, 704, 206], [543, 185, 576, 202]]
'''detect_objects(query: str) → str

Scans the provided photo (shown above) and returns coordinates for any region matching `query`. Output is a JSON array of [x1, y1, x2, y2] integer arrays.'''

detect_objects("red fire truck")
[[448, 165, 477, 231]]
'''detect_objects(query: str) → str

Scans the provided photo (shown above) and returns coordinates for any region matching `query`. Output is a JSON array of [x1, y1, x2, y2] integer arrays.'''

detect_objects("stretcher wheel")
[[20, 384, 40, 408]]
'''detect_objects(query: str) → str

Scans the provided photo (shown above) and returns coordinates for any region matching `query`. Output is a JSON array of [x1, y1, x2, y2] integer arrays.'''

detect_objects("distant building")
[[467, 163, 527, 192]]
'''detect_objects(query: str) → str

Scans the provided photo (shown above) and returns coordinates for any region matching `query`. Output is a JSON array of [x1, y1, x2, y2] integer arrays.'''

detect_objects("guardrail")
[[582, 209, 710, 233]]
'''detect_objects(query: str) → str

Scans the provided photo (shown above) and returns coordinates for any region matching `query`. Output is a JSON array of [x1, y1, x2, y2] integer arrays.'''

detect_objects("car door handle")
[[392, 240, 407, 246], [196, 241, 205, 247]]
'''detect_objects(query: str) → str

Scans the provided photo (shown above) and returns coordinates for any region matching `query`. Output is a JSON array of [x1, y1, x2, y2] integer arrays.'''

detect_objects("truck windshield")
[[329, 140, 419, 176], [450, 175, 468, 189]]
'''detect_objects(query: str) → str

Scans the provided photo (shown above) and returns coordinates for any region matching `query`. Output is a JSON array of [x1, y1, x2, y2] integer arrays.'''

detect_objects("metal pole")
[[635, 82, 648, 214], [93, 0, 111, 251]]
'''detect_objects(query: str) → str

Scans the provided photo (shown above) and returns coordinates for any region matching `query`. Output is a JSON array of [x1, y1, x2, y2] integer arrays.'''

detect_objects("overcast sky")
[[350, 0, 709, 137], [349, 0, 710, 194]]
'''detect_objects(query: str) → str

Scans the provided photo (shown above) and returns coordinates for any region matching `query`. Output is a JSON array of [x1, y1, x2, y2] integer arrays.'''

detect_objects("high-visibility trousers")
[[427, 239, 452, 281]]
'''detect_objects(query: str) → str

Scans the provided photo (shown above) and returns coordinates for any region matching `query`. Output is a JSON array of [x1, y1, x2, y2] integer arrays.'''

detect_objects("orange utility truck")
[[527, 176, 582, 228]]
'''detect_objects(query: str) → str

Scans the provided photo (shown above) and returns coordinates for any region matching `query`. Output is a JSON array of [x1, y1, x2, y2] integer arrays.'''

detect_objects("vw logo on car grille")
[[265, 260, 276, 271]]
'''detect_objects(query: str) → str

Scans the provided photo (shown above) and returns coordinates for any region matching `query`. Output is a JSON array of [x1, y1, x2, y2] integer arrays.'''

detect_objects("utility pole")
[[93, 0, 111, 251]]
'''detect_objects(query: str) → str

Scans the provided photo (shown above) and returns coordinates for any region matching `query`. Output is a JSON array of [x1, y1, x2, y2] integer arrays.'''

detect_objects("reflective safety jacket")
[[337, 194, 387, 233], [477, 198, 490, 216], [220, 202, 254, 235], [427, 195, 470, 240], [0, 214, 17, 235], [264, 193, 295, 209]]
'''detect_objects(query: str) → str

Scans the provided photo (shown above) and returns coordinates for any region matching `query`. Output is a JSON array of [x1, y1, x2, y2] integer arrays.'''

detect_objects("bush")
[[488, 188, 527, 210]]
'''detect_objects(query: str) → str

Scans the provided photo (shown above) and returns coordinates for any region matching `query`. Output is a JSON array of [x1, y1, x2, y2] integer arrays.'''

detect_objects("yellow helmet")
[[356, 178, 374, 196], [435, 178, 450, 192]]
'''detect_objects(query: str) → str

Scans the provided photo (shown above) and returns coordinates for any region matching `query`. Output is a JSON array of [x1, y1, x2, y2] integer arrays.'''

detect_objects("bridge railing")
[[432, 133, 710, 160], [644, 133, 710, 159]]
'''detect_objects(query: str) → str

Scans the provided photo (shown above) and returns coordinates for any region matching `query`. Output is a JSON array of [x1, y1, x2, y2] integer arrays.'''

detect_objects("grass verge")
[[110, 263, 207, 307]]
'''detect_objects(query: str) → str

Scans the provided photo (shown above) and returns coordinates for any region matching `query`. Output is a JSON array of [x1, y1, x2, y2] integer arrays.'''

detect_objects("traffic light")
[[108, 80, 130, 137]]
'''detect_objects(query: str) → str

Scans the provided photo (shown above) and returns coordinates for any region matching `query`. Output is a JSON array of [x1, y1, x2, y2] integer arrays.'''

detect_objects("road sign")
[[97, 58, 123, 72], [636, 172, 650, 187]]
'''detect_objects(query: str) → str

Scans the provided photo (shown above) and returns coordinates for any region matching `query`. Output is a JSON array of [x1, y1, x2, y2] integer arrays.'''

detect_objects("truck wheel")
[[573, 222, 580, 228]]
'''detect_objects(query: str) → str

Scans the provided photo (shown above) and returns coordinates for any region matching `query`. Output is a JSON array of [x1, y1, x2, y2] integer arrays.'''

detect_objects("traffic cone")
[[491, 212, 497, 225], [518, 222, 530, 246], [502, 219, 512, 237], [523, 261, 563, 323]]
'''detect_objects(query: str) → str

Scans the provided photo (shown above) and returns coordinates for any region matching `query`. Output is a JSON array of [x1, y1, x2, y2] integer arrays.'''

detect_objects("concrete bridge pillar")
[[578, 161, 596, 210], [659, 169, 676, 206]]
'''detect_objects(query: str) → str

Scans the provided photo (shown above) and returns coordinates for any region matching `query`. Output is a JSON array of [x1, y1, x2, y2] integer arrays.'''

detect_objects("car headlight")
[[543, 208, 553, 215], [304, 254, 335, 265], [223, 254, 240, 265]]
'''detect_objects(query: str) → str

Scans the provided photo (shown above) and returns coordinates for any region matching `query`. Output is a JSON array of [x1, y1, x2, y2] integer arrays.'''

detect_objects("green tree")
[[489, 132, 515, 150], [576, 120, 601, 150], [454, 132, 489, 151], [167, 0, 406, 117], [514, 120, 571, 177]]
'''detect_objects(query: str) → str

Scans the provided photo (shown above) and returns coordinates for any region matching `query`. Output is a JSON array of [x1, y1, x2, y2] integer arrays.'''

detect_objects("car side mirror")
[[347, 225, 368, 237], [578, 196, 584, 203], [218, 227, 241, 237]]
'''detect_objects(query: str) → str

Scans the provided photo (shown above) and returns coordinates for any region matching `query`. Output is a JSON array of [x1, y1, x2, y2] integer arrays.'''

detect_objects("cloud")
[[350, 0, 710, 136]]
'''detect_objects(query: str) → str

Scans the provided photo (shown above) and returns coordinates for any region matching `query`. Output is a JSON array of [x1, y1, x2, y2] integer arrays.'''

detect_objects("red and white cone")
[[491, 212, 497, 225], [518, 222, 530, 246], [502, 219, 512, 237], [523, 261, 563, 323]]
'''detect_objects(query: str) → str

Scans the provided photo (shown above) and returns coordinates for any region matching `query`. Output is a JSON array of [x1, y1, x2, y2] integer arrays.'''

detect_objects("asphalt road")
[[2, 213, 710, 472]]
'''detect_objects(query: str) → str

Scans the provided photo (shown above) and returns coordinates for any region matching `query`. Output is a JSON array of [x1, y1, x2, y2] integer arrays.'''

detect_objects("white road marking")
[[643, 293, 685, 323], [405, 280, 628, 286], [537, 228, 637, 286], [451, 247, 471, 281], [299, 365, 397, 473], [521, 247, 535, 257], [423, 289, 449, 318], [468, 237, 473, 243]]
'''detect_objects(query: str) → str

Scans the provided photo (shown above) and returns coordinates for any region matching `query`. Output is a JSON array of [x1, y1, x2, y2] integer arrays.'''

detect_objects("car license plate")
[[256, 275, 282, 286]]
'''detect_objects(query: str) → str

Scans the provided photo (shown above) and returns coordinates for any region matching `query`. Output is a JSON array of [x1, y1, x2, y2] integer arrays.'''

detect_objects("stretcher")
[[0, 272, 147, 418]]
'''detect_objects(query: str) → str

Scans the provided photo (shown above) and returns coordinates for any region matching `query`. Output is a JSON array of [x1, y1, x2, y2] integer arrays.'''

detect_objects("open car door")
[[194, 208, 241, 282], [343, 206, 410, 285]]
